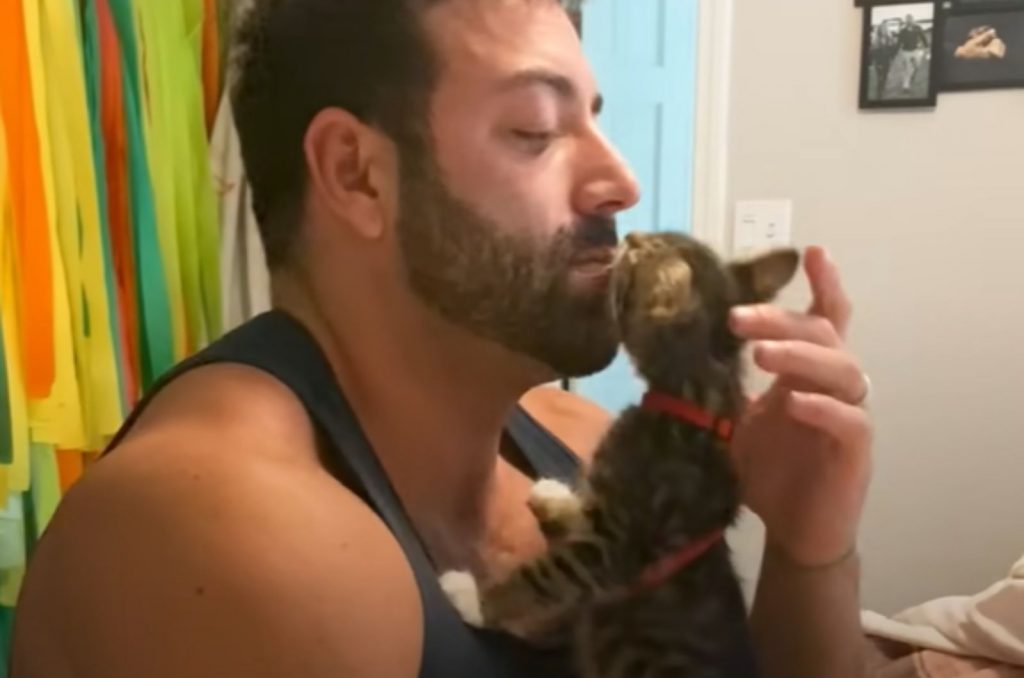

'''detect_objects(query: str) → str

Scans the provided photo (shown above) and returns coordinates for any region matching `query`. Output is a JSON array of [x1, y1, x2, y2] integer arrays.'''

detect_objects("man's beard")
[[395, 149, 620, 379]]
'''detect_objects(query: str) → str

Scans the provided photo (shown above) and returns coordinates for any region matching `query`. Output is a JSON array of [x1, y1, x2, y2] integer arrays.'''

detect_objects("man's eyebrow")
[[497, 68, 604, 115]]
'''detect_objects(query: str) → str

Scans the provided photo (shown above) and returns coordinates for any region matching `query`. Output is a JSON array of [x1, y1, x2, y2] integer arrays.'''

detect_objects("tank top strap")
[[506, 406, 582, 486], [107, 312, 436, 569]]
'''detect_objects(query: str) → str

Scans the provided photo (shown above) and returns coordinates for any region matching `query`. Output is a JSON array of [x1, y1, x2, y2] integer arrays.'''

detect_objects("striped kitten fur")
[[441, 232, 799, 677]]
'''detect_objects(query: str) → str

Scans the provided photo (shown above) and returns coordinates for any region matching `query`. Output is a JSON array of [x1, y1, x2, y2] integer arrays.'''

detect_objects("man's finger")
[[730, 305, 841, 347], [786, 392, 873, 453], [754, 341, 866, 405], [805, 247, 853, 338]]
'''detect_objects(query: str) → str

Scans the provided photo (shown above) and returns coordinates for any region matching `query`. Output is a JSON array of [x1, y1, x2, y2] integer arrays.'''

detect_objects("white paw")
[[530, 479, 575, 503], [439, 570, 484, 627], [528, 479, 583, 524]]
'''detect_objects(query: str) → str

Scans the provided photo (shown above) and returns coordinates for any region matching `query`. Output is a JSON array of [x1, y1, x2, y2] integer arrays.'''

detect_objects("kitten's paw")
[[528, 479, 584, 529], [530, 478, 575, 502], [439, 570, 484, 627]]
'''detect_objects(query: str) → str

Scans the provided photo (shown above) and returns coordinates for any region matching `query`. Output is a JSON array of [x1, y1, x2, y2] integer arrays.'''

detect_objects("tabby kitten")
[[441, 231, 799, 677]]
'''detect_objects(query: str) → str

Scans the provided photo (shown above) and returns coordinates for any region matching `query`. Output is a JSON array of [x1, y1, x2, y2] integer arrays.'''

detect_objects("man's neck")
[[271, 268, 548, 560]]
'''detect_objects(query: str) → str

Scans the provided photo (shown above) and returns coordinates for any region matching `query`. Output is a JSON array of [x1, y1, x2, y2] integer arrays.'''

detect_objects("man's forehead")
[[422, 0, 597, 98]]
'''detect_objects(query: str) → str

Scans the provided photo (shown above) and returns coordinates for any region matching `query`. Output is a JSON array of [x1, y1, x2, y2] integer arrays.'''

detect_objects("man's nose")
[[576, 132, 641, 217]]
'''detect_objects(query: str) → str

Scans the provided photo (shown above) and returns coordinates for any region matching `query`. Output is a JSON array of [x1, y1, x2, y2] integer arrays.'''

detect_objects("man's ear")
[[729, 249, 800, 303], [303, 107, 388, 240]]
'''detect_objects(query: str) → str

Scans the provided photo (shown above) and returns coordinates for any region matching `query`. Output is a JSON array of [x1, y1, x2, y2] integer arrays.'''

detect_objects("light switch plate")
[[733, 200, 793, 255]]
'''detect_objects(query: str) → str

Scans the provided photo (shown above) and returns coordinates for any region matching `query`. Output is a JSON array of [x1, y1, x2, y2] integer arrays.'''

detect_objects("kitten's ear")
[[730, 249, 800, 303]]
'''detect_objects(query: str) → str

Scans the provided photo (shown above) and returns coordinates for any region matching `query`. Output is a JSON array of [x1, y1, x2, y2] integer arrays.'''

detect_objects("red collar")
[[631, 528, 726, 595], [587, 392, 732, 605], [642, 391, 735, 441], [595, 528, 727, 605]]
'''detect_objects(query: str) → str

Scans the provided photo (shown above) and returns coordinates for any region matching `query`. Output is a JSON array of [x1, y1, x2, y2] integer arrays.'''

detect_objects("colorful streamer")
[[0, 0, 228, 660], [20, 0, 88, 453], [0, 0, 54, 402]]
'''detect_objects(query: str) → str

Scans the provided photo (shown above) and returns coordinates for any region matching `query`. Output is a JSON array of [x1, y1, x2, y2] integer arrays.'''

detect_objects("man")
[[872, 21, 899, 100], [895, 14, 930, 93], [11, 1, 873, 677]]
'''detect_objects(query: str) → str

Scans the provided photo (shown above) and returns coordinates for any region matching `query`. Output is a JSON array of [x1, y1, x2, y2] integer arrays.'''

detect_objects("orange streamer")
[[56, 449, 84, 494], [201, 0, 220, 135], [0, 0, 54, 399]]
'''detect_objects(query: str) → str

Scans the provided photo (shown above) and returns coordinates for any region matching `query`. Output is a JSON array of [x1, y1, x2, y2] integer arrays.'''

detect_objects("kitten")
[[441, 231, 799, 677]]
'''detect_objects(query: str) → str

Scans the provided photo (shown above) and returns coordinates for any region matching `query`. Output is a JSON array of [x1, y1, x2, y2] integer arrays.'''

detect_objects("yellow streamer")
[[0, 494, 25, 571], [0, 566, 24, 607], [38, 0, 123, 450], [22, 0, 87, 451], [30, 444, 61, 536], [0, 115, 31, 497]]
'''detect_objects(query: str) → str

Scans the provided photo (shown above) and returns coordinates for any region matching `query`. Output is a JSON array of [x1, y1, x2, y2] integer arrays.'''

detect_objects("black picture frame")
[[951, 0, 1024, 13], [939, 6, 1024, 89], [860, 1, 943, 108]]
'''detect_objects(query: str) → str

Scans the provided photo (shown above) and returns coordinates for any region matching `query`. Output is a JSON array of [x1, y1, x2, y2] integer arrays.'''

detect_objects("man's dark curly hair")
[[230, 0, 580, 269]]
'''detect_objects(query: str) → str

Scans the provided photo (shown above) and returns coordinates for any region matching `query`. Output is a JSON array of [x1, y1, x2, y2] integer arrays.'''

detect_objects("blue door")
[[572, 0, 701, 413]]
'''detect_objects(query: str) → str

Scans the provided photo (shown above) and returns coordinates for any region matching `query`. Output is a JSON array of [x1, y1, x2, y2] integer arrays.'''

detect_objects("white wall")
[[725, 0, 1024, 614]]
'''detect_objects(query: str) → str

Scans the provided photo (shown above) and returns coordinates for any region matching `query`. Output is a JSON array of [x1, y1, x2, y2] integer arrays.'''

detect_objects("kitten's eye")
[[511, 130, 556, 154]]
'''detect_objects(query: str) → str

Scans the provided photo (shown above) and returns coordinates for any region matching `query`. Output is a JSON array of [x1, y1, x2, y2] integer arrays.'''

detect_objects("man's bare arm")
[[14, 412, 422, 678]]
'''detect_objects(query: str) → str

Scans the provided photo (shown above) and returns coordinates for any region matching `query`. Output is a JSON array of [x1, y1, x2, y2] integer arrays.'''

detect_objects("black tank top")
[[105, 311, 760, 677], [105, 311, 578, 676]]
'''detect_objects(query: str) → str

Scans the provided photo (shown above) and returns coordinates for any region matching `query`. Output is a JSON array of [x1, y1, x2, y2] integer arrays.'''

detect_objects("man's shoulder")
[[15, 363, 421, 677], [121, 362, 320, 464], [50, 362, 401, 584], [519, 385, 614, 464]]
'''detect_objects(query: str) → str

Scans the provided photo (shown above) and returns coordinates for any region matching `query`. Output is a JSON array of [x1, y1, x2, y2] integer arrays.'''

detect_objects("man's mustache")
[[569, 216, 619, 252]]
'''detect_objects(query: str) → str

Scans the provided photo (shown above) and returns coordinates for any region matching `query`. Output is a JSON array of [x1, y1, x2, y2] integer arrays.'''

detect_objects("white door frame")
[[691, 0, 734, 256]]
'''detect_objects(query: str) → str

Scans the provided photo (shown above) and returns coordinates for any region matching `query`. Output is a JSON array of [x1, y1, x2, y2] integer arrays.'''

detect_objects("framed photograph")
[[860, 2, 942, 108], [940, 7, 1024, 89]]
